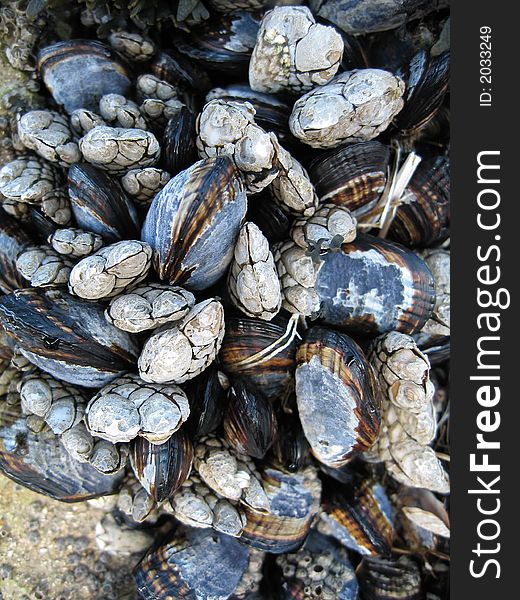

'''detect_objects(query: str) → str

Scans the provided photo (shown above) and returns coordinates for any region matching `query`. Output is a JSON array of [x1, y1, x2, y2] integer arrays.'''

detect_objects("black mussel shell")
[[241, 467, 321, 554], [315, 235, 436, 334], [68, 164, 139, 242], [272, 406, 310, 473], [173, 11, 261, 75], [0, 208, 32, 293], [151, 49, 212, 94], [207, 84, 292, 146], [389, 156, 450, 247], [141, 156, 247, 291], [0, 402, 123, 501], [309, 0, 449, 35], [130, 430, 193, 503], [0, 289, 138, 387], [295, 327, 381, 467], [37, 40, 132, 113], [320, 477, 394, 555], [184, 365, 225, 438], [134, 526, 251, 599], [308, 141, 390, 218], [394, 50, 450, 137], [224, 380, 277, 459], [357, 556, 423, 600], [162, 107, 197, 175], [247, 193, 292, 244], [219, 317, 297, 403]]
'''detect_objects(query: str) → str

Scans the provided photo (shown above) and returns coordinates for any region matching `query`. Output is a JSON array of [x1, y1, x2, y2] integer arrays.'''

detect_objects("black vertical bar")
[[451, 1, 515, 597]]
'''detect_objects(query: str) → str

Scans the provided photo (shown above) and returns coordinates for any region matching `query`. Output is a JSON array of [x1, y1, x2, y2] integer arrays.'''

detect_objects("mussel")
[[0, 402, 123, 501], [308, 141, 390, 218], [151, 49, 212, 94], [241, 466, 321, 553], [134, 526, 252, 599], [162, 107, 198, 175], [130, 430, 193, 503], [319, 477, 394, 555], [224, 380, 278, 459], [315, 235, 436, 334], [388, 156, 450, 247], [174, 11, 261, 75], [0, 289, 138, 387], [357, 555, 423, 600], [141, 157, 247, 291], [219, 316, 297, 403], [0, 208, 32, 293], [184, 365, 226, 438], [37, 40, 132, 113], [295, 326, 381, 467], [68, 164, 139, 242]]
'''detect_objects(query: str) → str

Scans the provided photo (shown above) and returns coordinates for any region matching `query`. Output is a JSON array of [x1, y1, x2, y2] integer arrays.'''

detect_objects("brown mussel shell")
[[162, 107, 197, 175], [134, 526, 251, 600], [224, 380, 278, 459], [0, 208, 32, 293], [68, 163, 140, 242], [130, 430, 193, 503], [151, 49, 212, 94], [394, 50, 450, 137], [241, 466, 321, 554], [173, 11, 261, 75], [247, 192, 292, 244], [295, 327, 381, 467], [272, 405, 310, 473], [308, 141, 390, 218], [0, 289, 138, 388], [389, 156, 450, 247], [357, 555, 423, 600], [0, 402, 123, 501], [184, 365, 226, 439], [315, 235, 436, 334], [219, 317, 297, 403], [319, 477, 394, 555], [37, 40, 132, 113], [141, 156, 248, 291]]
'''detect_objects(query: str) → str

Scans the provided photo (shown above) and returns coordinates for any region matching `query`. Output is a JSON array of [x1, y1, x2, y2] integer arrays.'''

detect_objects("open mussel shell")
[[162, 107, 197, 175], [184, 365, 226, 438], [315, 235, 436, 335], [174, 11, 261, 75], [295, 327, 381, 468], [219, 317, 297, 403], [134, 526, 252, 600], [37, 40, 132, 113], [68, 164, 139, 242], [0, 289, 138, 387], [0, 208, 32, 293], [394, 50, 450, 137], [130, 430, 193, 503], [141, 156, 247, 290], [389, 156, 450, 248], [151, 49, 212, 94], [224, 380, 277, 459], [357, 555, 423, 600], [0, 402, 123, 501], [319, 477, 394, 555], [308, 141, 390, 218], [273, 530, 359, 600], [241, 466, 322, 554]]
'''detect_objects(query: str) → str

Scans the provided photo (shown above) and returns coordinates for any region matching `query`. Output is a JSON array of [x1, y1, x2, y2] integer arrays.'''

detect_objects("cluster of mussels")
[[0, 0, 450, 598]]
